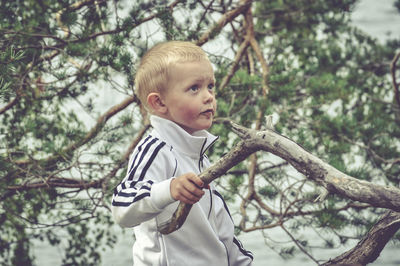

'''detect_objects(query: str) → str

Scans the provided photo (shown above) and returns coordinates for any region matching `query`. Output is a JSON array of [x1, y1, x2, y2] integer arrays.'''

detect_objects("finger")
[[182, 181, 205, 198], [185, 174, 208, 192], [177, 192, 200, 205], [185, 173, 204, 188], [182, 185, 205, 200]]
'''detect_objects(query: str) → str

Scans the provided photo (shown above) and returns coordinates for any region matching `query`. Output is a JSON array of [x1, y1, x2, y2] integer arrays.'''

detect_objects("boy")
[[112, 41, 253, 266]]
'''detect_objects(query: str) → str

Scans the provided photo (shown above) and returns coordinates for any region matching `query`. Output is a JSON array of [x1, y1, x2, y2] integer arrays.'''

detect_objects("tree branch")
[[7, 177, 102, 191], [245, 5, 271, 96], [321, 210, 400, 265], [281, 223, 319, 264], [0, 95, 19, 115], [158, 120, 400, 234], [196, 0, 253, 46], [391, 51, 400, 110], [218, 38, 250, 91]]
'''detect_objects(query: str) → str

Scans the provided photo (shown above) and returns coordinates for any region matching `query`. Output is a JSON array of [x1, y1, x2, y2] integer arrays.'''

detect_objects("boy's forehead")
[[165, 60, 215, 88], [171, 60, 214, 76]]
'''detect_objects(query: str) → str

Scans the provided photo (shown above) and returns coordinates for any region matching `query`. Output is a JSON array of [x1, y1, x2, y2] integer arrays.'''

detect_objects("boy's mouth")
[[200, 109, 214, 117]]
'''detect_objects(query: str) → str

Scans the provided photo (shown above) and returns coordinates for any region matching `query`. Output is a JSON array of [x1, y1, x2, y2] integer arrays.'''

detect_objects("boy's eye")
[[189, 85, 199, 92], [207, 83, 214, 90]]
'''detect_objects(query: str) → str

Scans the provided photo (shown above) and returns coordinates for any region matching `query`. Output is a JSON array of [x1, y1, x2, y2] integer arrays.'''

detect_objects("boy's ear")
[[147, 92, 167, 114]]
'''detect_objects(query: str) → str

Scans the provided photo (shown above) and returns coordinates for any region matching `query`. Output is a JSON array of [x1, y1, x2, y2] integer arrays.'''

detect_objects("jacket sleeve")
[[213, 189, 254, 266], [111, 137, 177, 228]]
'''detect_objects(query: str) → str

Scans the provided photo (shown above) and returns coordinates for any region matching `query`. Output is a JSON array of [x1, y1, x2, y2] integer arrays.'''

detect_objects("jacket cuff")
[[151, 178, 176, 210]]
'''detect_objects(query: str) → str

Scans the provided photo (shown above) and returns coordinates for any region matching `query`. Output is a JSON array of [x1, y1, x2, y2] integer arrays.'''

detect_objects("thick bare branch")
[[321, 210, 400, 266], [158, 120, 400, 234]]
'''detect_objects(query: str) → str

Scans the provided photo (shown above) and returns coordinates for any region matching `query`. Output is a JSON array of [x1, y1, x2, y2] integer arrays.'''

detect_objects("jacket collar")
[[149, 115, 218, 159]]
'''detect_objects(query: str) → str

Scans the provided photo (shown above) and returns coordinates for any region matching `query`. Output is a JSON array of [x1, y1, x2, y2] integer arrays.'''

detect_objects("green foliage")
[[62, 223, 101, 266], [279, 246, 296, 259], [316, 199, 348, 230], [260, 188, 278, 202]]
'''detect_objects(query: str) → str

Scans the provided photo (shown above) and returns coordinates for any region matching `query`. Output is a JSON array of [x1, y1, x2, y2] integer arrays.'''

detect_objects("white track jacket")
[[112, 115, 253, 266]]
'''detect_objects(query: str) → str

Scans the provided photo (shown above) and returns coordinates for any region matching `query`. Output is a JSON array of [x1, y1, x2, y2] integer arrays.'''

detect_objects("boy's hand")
[[170, 173, 208, 204]]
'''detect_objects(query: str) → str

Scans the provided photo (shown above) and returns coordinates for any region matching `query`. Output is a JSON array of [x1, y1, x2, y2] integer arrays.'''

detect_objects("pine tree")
[[1, 0, 399, 264]]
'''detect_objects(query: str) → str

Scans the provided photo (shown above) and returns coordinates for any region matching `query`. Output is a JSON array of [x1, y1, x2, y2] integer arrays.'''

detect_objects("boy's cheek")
[[182, 108, 200, 120]]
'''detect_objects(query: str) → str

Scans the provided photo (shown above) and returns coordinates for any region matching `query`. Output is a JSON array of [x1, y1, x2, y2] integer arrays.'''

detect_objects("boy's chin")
[[182, 123, 213, 134], [199, 123, 213, 132]]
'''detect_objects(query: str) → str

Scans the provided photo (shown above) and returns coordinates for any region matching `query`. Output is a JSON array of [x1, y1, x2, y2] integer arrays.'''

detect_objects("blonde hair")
[[135, 41, 210, 109]]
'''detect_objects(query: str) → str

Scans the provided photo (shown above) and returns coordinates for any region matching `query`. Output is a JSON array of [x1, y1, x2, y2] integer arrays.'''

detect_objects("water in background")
[[34, 1, 400, 265], [351, 0, 400, 43]]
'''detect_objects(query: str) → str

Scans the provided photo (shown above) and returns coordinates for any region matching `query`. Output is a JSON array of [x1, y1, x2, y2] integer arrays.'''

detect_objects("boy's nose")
[[203, 89, 215, 103]]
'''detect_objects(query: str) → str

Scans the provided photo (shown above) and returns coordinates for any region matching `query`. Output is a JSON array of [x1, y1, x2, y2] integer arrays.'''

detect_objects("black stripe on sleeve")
[[127, 137, 159, 181], [112, 192, 150, 207], [127, 135, 152, 175], [132, 192, 151, 203], [119, 183, 152, 198], [129, 180, 154, 189], [138, 141, 166, 181], [112, 139, 165, 206], [112, 201, 132, 207]]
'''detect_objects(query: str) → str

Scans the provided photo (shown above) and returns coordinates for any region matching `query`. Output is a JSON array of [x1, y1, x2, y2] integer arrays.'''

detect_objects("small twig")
[[218, 38, 250, 91], [281, 222, 320, 264]]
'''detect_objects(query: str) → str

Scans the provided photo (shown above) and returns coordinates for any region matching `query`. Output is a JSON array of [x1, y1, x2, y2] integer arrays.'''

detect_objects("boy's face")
[[161, 59, 216, 134]]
